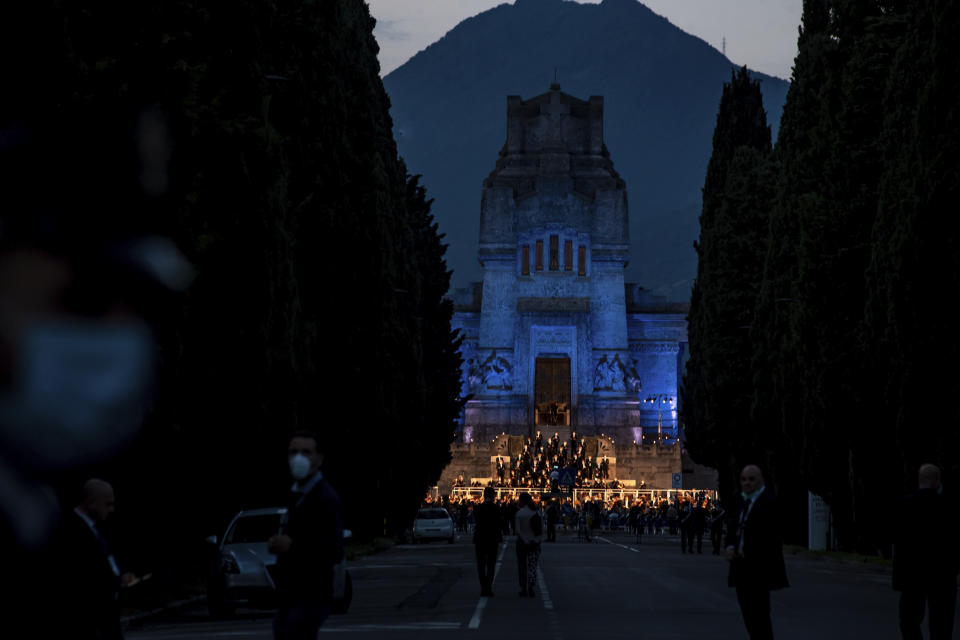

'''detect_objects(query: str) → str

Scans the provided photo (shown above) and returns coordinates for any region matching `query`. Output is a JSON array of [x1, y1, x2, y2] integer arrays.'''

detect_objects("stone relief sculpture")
[[609, 355, 626, 392], [465, 362, 484, 392], [593, 354, 617, 391], [459, 342, 481, 394], [593, 354, 640, 393], [466, 350, 514, 391], [485, 352, 513, 389], [625, 358, 642, 393]]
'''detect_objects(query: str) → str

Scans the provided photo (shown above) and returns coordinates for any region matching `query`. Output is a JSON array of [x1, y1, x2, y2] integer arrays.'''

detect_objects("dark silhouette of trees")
[[685, 0, 960, 551], [864, 0, 960, 519], [0, 0, 464, 558], [683, 67, 774, 501]]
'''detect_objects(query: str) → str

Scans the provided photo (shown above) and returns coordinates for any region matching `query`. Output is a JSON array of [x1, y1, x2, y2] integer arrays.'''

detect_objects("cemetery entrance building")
[[441, 84, 700, 494]]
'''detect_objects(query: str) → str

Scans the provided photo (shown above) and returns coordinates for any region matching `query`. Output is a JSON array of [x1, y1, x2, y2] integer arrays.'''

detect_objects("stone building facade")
[[440, 84, 692, 492]]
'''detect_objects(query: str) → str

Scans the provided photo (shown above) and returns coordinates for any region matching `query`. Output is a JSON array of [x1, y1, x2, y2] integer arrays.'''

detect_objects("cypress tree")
[[865, 0, 960, 499], [750, 0, 836, 535], [683, 66, 773, 500], [753, 0, 908, 550]]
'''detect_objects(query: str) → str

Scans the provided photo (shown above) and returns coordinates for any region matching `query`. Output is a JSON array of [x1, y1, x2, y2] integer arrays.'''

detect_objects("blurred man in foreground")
[[0, 108, 192, 550], [0, 109, 192, 632]]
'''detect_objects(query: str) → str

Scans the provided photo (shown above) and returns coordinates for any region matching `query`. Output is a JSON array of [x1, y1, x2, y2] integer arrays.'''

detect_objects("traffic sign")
[[559, 467, 576, 487], [671, 473, 682, 489]]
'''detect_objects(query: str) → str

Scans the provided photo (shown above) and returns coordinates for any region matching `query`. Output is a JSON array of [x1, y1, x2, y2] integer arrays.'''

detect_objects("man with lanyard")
[[724, 464, 788, 640], [58, 479, 139, 640], [269, 431, 344, 640]]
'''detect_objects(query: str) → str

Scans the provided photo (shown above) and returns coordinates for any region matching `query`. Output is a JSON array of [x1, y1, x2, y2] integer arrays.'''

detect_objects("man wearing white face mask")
[[269, 431, 344, 639], [1, 110, 192, 636]]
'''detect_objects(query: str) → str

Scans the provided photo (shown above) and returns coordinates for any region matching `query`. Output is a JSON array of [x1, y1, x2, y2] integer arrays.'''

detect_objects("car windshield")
[[417, 509, 449, 520], [225, 513, 282, 544]]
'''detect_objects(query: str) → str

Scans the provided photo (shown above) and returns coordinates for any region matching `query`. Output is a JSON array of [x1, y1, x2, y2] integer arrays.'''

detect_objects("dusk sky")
[[370, 0, 803, 81]]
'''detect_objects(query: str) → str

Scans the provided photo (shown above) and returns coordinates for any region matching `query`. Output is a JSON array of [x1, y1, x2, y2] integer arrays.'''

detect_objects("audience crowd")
[[421, 490, 725, 552]]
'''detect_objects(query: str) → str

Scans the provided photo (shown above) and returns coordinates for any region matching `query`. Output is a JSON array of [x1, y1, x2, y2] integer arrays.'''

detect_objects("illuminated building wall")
[[445, 85, 688, 489]]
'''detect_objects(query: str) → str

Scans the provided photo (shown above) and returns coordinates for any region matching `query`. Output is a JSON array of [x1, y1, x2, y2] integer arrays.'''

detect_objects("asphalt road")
[[126, 529, 958, 639]]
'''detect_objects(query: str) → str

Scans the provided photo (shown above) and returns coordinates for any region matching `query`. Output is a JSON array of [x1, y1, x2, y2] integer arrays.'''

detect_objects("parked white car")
[[412, 508, 455, 543], [206, 507, 352, 616]]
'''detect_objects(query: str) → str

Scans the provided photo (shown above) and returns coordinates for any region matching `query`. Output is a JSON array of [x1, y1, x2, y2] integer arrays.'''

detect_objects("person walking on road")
[[690, 499, 708, 554], [679, 499, 693, 553], [893, 463, 958, 640], [725, 464, 788, 640], [515, 492, 543, 597], [546, 500, 558, 542], [710, 502, 726, 555], [269, 432, 344, 640], [474, 487, 503, 597]]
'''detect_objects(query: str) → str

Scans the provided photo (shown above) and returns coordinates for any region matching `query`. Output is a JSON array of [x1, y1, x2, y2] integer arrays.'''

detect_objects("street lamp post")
[[644, 395, 676, 444]]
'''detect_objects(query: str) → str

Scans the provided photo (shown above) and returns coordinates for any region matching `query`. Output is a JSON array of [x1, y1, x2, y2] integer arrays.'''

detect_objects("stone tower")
[[446, 85, 689, 490]]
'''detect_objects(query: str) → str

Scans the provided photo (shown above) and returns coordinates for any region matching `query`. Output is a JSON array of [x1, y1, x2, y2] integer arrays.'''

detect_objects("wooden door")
[[535, 358, 571, 426]]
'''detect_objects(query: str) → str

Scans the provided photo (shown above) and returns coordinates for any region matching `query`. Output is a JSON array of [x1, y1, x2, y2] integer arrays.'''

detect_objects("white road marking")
[[467, 542, 507, 629], [323, 622, 462, 632], [132, 622, 464, 638], [350, 562, 476, 570], [596, 536, 640, 552], [537, 560, 564, 640], [536, 564, 553, 610], [130, 632, 265, 639]]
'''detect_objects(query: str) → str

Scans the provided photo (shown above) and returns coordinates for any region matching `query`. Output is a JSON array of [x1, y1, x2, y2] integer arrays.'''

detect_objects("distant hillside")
[[383, 0, 789, 301]]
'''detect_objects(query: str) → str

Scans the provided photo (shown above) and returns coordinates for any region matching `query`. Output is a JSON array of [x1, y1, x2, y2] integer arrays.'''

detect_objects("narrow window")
[[522, 245, 530, 275], [578, 246, 587, 276], [564, 240, 573, 271], [549, 235, 559, 270], [536, 240, 544, 271]]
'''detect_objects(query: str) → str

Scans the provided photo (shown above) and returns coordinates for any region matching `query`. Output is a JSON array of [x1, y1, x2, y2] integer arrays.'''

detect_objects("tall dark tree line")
[[863, 0, 960, 507], [684, 67, 775, 500], [0, 0, 464, 562], [684, 0, 960, 551]]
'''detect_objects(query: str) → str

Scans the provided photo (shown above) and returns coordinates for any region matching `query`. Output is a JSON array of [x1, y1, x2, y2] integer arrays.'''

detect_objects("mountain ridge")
[[383, 0, 789, 300]]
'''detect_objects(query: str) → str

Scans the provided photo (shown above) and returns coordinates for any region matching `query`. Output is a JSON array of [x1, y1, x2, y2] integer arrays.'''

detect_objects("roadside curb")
[[784, 546, 892, 573], [121, 595, 206, 629]]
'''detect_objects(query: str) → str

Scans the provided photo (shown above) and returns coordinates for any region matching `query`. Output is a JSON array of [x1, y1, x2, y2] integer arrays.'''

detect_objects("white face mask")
[[289, 454, 312, 481], [0, 322, 154, 471]]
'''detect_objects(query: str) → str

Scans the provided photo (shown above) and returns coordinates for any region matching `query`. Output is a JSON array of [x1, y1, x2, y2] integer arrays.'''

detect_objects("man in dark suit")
[[710, 503, 726, 555], [545, 499, 559, 542], [689, 499, 708, 554], [725, 465, 788, 640], [58, 479, 138, 640], [678, 498, 693, 553], [269, 431, 344, 640], [473, 487, 503, 597], [893, 463, 958, 640]]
